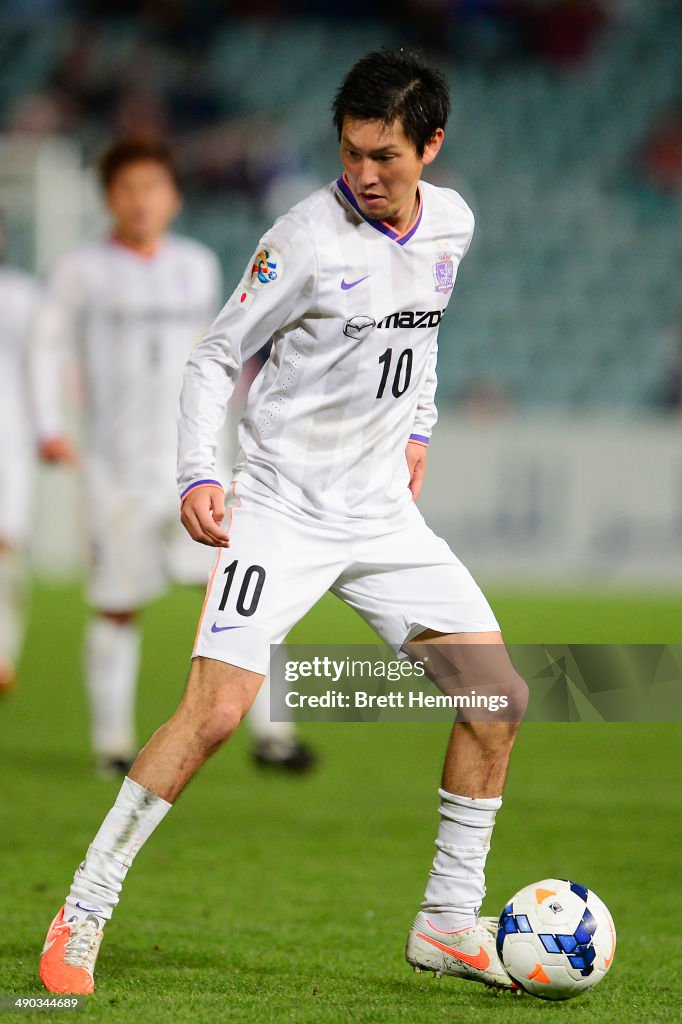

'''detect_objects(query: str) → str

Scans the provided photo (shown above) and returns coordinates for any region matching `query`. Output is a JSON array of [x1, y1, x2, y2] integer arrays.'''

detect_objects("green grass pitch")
[[1, 582, 680, 1023]]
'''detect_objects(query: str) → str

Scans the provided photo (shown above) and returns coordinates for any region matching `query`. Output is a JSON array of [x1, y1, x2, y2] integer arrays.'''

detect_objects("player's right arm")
[[178, 213, 317, 545], [29, 253, 83, 465]]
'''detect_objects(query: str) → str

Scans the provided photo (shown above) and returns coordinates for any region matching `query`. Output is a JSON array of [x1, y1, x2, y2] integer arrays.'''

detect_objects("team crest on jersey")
[[433, 251, 455, 294], [250, 246, 281, 288]]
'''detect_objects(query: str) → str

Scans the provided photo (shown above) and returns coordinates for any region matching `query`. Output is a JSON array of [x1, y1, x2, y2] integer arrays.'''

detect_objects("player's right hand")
[[181, 485, 230, 547], [38, 435, 79, 466]]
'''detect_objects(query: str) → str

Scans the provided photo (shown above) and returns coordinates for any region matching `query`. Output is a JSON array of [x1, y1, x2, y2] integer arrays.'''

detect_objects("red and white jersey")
[[178, 178, 474, 519], [31, 234, 221, 485], [0, 266, 41, 453]]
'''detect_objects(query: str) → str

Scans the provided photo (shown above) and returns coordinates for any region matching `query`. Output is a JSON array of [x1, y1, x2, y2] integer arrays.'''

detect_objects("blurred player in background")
[[30, 140, 314, 775], [0, 213, 40, 694], [40, 52, 528, 995]]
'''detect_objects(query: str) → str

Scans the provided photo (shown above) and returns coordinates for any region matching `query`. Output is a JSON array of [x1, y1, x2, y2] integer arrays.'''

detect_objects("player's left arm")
[[407, 339, 438, 501], [405, 197, 474, 501]]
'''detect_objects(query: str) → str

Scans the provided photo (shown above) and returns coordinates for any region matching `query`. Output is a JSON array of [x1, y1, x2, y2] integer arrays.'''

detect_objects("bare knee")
[[453, 671, 528, 753], [502, 670, 529, 723], [178, 657, 263, 755], [418, 642, 529, 726]]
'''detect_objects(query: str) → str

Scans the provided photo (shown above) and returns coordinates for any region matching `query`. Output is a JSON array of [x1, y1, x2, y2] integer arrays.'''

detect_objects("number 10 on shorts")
[[218, 560, 266, 617]]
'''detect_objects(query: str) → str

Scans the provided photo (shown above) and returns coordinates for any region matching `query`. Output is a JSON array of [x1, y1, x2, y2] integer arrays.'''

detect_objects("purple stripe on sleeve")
[[180, 478, 223, 500], [409, 433, 430, 444]]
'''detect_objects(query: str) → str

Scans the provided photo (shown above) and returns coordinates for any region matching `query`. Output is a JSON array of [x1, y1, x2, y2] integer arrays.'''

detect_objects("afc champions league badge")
[[241, 244, 282, 304], [433, 250, 455, 294], [250, 246, 281, 287]]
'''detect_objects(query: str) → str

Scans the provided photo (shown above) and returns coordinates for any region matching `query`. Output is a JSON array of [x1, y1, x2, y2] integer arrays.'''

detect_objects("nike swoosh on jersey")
[[416, 932, 491, 970], [211, 623, 245, 633], [340, 275, 371, 290]]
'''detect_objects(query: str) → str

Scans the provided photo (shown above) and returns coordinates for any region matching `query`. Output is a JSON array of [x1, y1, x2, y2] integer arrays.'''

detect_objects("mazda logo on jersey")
[[378, 310, 443, 329], [343, 315, 376, 338]]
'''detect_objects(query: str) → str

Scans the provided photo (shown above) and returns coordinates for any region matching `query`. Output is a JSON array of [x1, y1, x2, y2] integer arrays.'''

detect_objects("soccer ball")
[[497, 878, 616, 1000]]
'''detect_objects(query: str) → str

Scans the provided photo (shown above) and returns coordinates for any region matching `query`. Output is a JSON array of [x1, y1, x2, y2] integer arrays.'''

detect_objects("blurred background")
[[1, 0, 681, 587]]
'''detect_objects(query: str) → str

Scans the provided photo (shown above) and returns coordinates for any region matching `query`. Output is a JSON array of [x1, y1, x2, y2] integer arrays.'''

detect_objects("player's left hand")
[[180, 485, 230, 547], [406, 441, 427, 502], [38, 435, 79, 466]]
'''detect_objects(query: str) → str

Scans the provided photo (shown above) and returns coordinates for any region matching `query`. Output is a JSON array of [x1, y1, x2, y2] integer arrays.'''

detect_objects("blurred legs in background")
[[0, 542, 27, 694]]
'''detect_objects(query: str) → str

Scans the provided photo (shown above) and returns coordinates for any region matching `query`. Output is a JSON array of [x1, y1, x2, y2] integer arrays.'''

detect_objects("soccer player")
[[30, 140, 313, 775], [40, 50, 528, 995], [0, 214, 40, 694]]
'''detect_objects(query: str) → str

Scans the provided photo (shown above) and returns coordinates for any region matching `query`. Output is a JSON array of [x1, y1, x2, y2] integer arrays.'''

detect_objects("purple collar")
[[336, 176, 423, 246]]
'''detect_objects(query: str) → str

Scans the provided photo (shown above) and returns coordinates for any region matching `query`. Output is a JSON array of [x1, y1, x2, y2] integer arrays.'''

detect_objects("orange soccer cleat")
[[40, 907, 103, 994], [406, 911, 518, 990]]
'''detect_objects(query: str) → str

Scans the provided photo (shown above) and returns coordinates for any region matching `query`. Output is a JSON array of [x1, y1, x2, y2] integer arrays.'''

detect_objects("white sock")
[[65, 777, 171, 925], [85, 618, 140, 758], [421, 788, 502, 932], [0, 547, 27, 670], [246, 672, 296, 749]]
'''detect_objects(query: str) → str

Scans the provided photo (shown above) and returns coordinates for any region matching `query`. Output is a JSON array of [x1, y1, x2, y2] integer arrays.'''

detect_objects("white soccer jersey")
[[0, 266, 40, 453], [31, 234, 221, 487], [178, 177, 474, 518]]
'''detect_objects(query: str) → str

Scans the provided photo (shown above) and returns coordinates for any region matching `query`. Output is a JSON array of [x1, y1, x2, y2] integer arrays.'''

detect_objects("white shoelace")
[[64, 918, 103, 971]]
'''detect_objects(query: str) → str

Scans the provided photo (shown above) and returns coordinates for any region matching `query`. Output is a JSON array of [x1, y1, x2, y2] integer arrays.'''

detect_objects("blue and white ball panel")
[[496, 878, 616, 1000]]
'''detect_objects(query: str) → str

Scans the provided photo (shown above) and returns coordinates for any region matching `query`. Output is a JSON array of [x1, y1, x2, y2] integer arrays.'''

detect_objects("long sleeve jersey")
[[178, 177, 474, 519]]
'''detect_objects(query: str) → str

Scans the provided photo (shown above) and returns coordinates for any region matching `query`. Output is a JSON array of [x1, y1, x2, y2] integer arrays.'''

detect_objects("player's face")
[[340, 118, 443, 230], [106, 160, 181, 248]]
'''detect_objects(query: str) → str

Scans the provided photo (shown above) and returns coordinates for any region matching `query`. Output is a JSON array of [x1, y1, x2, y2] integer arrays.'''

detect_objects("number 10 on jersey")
[[376, 348, 413, 399]]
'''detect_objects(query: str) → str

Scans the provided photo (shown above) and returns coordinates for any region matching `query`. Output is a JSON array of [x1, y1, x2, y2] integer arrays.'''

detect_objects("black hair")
[[98, 139, 180, 190], [332, 48, 450, 157]]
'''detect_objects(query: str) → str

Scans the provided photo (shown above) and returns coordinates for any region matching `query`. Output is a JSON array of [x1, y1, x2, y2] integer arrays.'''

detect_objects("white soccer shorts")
[[87, 468, 214, 611], [0, 446, 32, 547], [193, 485, 499, 675]]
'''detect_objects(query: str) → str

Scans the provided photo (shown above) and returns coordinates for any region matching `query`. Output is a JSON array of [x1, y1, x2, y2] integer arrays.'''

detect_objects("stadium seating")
[[1, 8, 680, 407]]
